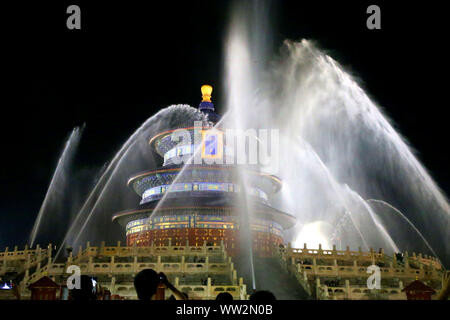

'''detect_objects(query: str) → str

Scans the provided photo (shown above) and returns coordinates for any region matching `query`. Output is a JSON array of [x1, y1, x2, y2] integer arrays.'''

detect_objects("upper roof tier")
[[150, 85, 220, 159]]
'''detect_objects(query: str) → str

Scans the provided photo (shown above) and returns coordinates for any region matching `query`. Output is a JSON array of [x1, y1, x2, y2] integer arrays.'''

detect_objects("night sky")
[[1, 1, 448, 249]]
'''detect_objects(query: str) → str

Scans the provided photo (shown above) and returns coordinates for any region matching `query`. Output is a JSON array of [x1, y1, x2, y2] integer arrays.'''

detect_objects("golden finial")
[[201, 85, 213, 102]]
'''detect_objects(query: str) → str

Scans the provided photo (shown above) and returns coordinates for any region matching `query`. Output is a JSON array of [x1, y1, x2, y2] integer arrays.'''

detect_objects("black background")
[[1, 1, 449, 248], [0, 300, 446, 317]]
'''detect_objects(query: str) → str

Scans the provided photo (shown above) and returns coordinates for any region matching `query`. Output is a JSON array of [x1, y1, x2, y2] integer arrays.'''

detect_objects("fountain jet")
[[29, 125, 84, 247]]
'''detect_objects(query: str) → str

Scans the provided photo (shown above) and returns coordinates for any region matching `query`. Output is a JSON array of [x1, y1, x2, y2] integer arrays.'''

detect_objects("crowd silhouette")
[[69, 268, 276, 301]]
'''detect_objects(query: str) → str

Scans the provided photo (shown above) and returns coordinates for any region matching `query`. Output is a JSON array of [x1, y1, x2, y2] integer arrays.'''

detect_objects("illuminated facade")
[[112, 85, 296, 256]]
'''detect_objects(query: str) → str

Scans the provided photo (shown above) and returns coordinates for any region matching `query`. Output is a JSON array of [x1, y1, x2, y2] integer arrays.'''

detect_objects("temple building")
[[112, 85, 296, 257]]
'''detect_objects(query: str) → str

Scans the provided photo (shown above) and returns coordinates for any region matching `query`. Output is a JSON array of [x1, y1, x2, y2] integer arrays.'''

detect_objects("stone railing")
[[408, 254, 442, 270], [24, 260, 233, 286], [277, 250, 313, 297], [282, 245, 386, 262], [1, 245, 52, 276], [288, 263, 312, 296], [102, 281, 246, 300], [74, 243, 226, 260], [1, 243, 226, 267], [25, 263, 66, 285], [177, 276, 245, 300], [91, 275, 247, 300], [84, 261, 231, 275], [24, 252, 240, 287], [181, 284, 242, 300], [296, 263, 439, 280], [279, 244, 442, 270], [318, 283, 406, 300], [0, 245, 50, 262]]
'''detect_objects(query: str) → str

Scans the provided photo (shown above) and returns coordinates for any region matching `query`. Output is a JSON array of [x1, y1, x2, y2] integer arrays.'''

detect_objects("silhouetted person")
[[71, 275, 95, 301], [249, 290, 276, 302], [216, 292, 233, 301], [134, 269, 159, 300], [134, 269, 186, 300]]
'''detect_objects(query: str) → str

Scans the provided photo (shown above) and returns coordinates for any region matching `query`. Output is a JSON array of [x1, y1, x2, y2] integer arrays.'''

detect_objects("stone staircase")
[[234, 255, 311, 300]]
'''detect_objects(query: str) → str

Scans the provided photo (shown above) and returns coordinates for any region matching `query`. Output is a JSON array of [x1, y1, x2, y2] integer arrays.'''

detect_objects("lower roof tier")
[[124, 213, 284, 238], [112, 194, 297, 230]]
